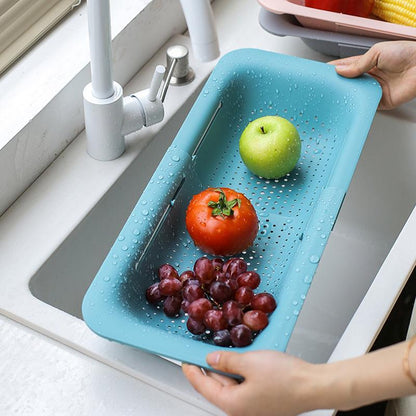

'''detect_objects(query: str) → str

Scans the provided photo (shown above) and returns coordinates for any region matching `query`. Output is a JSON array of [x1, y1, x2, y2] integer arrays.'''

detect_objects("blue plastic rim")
[[82, 48, 381, 369]]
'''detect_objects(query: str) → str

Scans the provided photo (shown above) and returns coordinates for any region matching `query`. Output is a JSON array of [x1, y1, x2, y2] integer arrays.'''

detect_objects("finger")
[[327, 55, 359, 66], [182, 364, 232, 407], [207, 350, 247, 376], [206, 369, 239, 387], [329, 47, 381, 78]]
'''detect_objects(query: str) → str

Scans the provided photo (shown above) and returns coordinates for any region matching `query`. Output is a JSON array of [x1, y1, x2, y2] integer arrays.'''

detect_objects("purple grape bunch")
[[145, 257, 277, 347]]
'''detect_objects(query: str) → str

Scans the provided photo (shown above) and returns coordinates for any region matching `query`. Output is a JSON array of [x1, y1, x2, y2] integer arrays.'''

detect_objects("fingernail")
[[207, 351, 220, 366]]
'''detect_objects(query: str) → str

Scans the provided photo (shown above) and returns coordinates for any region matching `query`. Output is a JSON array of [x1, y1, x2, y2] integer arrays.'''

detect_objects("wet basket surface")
[[82, 49, 381, 369]]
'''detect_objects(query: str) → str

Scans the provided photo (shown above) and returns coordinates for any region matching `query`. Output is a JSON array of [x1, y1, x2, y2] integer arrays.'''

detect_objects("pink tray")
[[258, 0, 416, 40]]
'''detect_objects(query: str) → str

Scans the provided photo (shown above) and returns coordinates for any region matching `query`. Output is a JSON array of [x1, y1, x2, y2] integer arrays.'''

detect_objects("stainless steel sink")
[[28, 104, 416, 364]]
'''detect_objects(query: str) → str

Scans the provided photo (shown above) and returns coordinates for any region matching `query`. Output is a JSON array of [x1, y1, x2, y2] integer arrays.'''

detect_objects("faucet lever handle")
[[148, 65, 166, 102], [159, 56, 178, 103]]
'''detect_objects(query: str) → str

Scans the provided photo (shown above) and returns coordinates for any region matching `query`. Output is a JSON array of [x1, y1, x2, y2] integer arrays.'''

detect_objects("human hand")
[[329, 41, 416, 110], [183, 341, 416, 415], [182, 350, 321, 416]]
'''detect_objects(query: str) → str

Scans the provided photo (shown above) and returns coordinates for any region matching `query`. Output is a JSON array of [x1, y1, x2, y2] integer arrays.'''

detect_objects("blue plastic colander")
[[82, 49, 381, 369]]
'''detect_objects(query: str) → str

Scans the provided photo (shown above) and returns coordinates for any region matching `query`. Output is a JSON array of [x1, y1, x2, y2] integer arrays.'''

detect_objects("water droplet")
[[309, 255, 320, 264], [103, 276, 111, 282], [304, 275, 312, 284], [133, 229, 140, 236], [142, 209, 149, 216], [121, 245, 128, 251], [118, 236, 125, 241], [293, 310, 299, 316]]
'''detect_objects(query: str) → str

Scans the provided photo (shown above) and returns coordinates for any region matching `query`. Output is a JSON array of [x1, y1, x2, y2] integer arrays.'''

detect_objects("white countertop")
[[1, 0, 415, 415], [0, 314, 211, 416]]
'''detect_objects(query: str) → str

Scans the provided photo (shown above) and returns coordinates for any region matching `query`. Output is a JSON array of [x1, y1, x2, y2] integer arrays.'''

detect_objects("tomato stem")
[[208, 188, 241, 218]]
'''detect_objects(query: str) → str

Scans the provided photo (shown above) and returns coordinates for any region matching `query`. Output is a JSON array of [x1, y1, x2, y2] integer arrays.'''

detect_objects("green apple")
[[239, 115, 301, 179]]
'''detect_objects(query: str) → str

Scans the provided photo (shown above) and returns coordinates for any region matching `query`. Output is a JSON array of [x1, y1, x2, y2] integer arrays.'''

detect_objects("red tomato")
[[185, 187, 259, 256], [305, 0, 374, 17]]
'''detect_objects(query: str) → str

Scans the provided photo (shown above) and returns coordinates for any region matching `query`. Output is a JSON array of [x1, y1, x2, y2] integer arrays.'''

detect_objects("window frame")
[[0, 0, 82, 76]]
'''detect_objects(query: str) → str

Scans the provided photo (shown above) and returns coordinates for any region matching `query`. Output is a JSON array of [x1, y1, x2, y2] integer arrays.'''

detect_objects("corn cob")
[[372, 0, 416, 27]]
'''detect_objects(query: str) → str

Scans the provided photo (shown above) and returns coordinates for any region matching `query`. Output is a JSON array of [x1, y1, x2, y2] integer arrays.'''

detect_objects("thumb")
[[330, 48, 380, 78], [207, 350, 247, 377]]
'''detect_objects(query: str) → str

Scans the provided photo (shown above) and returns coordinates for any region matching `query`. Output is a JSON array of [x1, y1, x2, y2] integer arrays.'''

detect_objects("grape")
[[251, 293, 277, 313], [230, 324, 253, 347], [188, 298, 213, 322], [183, 278, 200, 287], [234, 286, 254, 306], [187, 317, 206, 335], [237, 271, 261, 289], [203, 309, 227, 331], [158, 263, 179, 280], [148, 259, 278, 348], [209, 281, 232, 304], [215, 271, 227, 283], [211, 257, 224, 272], [183, 284, 205, 303], [163, 296, 182, 317], [179, 270, 195, 285], [213, 329, 232, 346], [145, 282, 164, 304], [214, 270, 226, 281], [222, 300, 243, 326], [224, 278, 239, 295], [181, 299, 191, 313], [243, 310, 269, 331], [158, 277, 182, 296], [194, 257, 215, 285], [223, 258, 247, 278]]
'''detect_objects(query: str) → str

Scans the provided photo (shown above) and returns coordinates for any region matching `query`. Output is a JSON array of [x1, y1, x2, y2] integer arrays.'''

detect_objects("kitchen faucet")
[[83, 0, 219, 161]]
